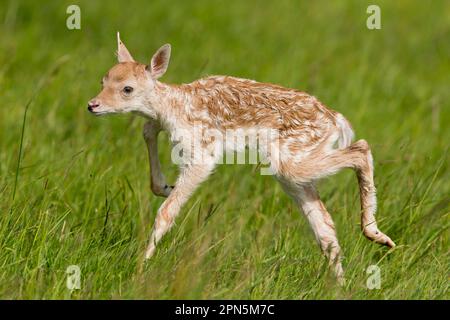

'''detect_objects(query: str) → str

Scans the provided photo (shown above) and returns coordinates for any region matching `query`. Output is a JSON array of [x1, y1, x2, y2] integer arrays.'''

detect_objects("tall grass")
[[0, 0, 448, 299]]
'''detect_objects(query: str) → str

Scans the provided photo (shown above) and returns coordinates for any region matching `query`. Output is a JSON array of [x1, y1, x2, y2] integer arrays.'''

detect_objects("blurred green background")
[[0, 0, 448, 299]]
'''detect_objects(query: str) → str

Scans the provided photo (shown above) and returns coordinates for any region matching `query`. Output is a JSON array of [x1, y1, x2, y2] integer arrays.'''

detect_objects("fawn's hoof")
[[144, 248, 155, 260], [152, 184, 174, 197], [364, 228, 396, 248]]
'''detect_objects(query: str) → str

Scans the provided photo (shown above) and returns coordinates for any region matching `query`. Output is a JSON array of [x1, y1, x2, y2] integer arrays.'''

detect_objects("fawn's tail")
[[336, 113, 355, 149]]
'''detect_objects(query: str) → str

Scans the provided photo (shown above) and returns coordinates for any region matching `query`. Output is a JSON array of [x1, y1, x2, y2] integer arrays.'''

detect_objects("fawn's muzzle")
[[88, 100, 100, 112]]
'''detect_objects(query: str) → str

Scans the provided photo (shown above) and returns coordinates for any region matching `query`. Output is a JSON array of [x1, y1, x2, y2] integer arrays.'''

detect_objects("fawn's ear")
[[147, 44, 171, 79], [116, 32, 135, 63]]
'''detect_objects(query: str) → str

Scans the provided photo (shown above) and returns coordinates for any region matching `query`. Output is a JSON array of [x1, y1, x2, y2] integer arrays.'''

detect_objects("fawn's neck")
[[143, 81, 191, 133]]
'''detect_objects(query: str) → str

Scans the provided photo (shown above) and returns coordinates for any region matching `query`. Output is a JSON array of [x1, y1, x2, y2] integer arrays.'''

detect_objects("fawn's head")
[[88, 33, 171, 117]]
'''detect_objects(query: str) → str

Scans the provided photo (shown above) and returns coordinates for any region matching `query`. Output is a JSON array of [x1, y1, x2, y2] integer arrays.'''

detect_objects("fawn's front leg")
[[144, 163, 215, 260], [143, 120, 173, 197]]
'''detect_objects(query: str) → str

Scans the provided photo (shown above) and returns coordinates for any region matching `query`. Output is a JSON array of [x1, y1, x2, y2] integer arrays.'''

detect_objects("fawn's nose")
[[87, 100, 100, 112]]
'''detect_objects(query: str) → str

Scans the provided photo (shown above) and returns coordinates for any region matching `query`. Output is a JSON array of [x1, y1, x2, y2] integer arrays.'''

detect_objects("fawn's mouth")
[[87, 107, 108, 116]]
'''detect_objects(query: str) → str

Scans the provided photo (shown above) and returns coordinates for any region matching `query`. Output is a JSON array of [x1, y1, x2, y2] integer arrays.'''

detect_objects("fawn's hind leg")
[[289, 139, 395, 248], [278, 179, 344, 283], [352, 141, 395, 247]]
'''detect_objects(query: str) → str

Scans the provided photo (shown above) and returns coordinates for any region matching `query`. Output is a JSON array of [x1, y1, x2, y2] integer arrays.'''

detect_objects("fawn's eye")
[[123, 86, 134, 94]]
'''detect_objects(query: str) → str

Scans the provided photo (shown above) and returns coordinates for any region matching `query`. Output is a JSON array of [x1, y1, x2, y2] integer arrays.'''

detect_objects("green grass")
[[0, 0, 449, 299]]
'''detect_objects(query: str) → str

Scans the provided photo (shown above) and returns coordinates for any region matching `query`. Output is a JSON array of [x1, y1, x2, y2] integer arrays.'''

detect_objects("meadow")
[[0, 0, 448, 299]]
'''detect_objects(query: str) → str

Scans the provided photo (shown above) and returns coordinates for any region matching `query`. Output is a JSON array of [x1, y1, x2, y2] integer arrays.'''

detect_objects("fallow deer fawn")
[[88, 33, 395, 284]]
